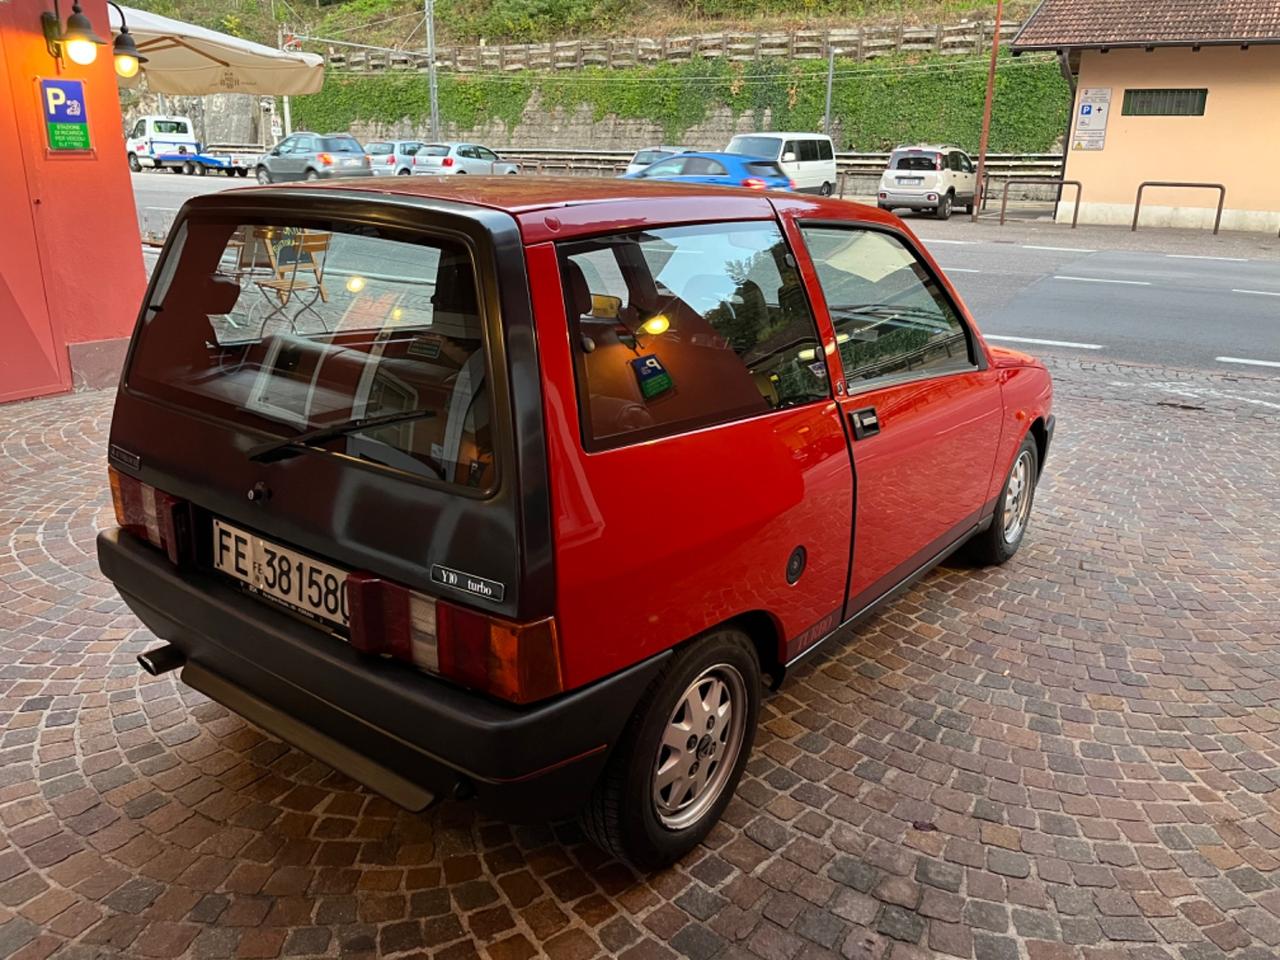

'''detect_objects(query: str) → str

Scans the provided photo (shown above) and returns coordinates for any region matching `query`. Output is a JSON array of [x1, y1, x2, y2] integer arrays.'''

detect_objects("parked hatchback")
[[255, 132, 373, 183], [366, 139, 425, 176], [879, 144, 977, 219], [624, 145, 691, 175], [623, 151, 793, 190], [99, 177, 1053, 869], [411, 142, 520, 175]]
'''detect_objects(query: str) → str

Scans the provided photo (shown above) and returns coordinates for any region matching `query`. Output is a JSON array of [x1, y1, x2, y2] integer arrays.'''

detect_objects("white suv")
[[878, 145, 976, 220]]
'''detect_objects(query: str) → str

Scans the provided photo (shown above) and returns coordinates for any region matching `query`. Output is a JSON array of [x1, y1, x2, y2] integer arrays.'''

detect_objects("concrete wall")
[[346, 94, 779, 152], [120, 86, 267, 145], [1060, 46, 1280, 233]]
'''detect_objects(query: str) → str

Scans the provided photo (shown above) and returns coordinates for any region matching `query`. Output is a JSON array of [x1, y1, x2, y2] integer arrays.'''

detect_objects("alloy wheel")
[[1002, 450, 1034, 543]]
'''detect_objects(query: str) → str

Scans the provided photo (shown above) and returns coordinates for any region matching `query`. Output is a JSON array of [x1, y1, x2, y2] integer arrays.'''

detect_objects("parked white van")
[[125, 115, 200, 170], [725, 132, 837, 195]]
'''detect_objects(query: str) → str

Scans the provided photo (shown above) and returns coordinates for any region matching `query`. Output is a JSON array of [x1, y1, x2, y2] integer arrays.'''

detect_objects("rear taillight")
[[442, 156, 454, 167], [317, 152, 333, 166], [788, 178, 797, 190], [935, 154, 943, 170], [741, 177, 766, 190], [386, 155, 395, 165], [347, 575, 564, 704], [109, 466, 188, 565]]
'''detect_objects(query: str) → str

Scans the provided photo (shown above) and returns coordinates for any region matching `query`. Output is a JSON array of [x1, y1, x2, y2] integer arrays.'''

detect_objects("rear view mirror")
[[782, 151, 797, 162], [590, 294, 622, 320]]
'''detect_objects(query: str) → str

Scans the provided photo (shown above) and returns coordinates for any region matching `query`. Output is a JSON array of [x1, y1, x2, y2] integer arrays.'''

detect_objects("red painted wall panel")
[[0, 0, 145, 401]]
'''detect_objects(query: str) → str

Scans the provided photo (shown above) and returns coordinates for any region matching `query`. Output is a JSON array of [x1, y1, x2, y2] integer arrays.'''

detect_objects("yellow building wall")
[[1061, 45, 1280, 232]]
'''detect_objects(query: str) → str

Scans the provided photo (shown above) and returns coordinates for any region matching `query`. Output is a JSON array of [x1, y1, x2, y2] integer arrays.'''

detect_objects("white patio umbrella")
[[107, 5, 324, 95]]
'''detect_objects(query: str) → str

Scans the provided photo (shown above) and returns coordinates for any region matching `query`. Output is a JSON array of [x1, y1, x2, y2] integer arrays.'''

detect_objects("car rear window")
[[891, 151, 939, 171], [366, 142, 394, 155], [154, 120, 189, 134], [725, 136, 782, 159], [745, 161, 784, 177], [322, 136, 363, 152], [128, 217, 494, 490], [422, 144, 452, 156]]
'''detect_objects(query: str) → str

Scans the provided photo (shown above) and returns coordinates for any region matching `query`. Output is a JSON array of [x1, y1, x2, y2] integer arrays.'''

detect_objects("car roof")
[[731, 132, 832, 139]]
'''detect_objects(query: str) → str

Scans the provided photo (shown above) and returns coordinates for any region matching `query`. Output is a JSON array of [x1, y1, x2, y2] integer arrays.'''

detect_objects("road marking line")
[[941, 267, 981, 273], [1022, 245, 1096, 253], [986, 335, 1104, 350], [1216, 356, 1280, 369], [1231, 288, 1280, 297], [1053, 275, 1151, 285], [923, 238, 974, 245], [1168, 254, 1248, 262]]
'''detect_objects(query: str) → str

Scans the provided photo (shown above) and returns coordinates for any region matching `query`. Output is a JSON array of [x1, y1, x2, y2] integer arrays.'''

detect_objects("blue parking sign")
[[40, 79, 91, 151]]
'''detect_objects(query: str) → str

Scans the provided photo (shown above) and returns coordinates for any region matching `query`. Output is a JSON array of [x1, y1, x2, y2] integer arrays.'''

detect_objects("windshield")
[[726, 136, 782, 159], [321, 136, 363, 152], [891, 152, 939, 171], [127, 217, 494, 490]]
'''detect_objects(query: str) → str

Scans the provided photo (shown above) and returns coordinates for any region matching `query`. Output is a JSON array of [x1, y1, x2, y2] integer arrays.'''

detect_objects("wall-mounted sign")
[[1072, 87, 1111, 151], [40, 79, 91, 152]]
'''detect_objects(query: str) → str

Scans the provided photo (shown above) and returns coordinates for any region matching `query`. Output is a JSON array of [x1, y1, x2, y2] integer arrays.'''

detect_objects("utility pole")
[[823, 45, 835, 138], [424, 0, 439, 140], [972, 0, 1002, 221], [279, 25, 293, 136]]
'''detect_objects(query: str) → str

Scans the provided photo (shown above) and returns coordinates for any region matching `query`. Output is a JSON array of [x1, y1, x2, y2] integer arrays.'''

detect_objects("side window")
[[458, 145, 478, 159], [683, 157, 727, 176], [476, 146, 498, 161], [783, 140, 799, 161], [800, 226, 975, 387], [960, 153, 974, 173], [799, 139, 820, 162], [276, 137, 295, 154], [559, 222, 828, 450], [642, 157, 687, 177], [947, 152, 961, 171], [818, 140, 834, 161], [130, 120, 146, 138]]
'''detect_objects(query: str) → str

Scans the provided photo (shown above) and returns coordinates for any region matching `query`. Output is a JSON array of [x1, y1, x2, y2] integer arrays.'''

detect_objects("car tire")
[[304, 169, 320, 181], [935, 192, 953, 220], [256, 166, 271, 185], [193, 163, 205, 176], [397, 168, 412, 175], [236, 168, 249, 177], [128, 153, 141, 172], [580, 629, 761, 870], [819, 181, 834, 197], [966, 432, 1039, 566]]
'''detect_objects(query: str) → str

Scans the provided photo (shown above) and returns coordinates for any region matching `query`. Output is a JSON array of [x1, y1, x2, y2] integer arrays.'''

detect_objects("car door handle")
[[849, 407, 880, 440]]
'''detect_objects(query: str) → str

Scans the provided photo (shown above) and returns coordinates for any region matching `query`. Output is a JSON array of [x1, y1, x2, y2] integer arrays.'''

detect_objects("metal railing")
[[1132, 181, 1226, 235], [995, 178, 1082, 227]]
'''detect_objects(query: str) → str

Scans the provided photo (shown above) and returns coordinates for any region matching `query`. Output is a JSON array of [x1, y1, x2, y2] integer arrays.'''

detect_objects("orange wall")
[[1064, 45, 1280, 224], [1, 0, 144, 400]]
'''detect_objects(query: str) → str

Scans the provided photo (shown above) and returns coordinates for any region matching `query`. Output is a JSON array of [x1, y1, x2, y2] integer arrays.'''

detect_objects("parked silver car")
[[255, 133, 373, 183], [411, 142, 520, 175], [366, 140, 426, 176], [878, 144, 977, 219], [623, 145, 691, 176]]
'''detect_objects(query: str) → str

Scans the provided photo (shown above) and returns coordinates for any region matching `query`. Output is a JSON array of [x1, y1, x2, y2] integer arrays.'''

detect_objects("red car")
[[98, 177, 1053, 868]]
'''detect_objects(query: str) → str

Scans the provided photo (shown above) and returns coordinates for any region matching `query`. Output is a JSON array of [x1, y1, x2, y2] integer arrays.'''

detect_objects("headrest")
[[563, 259, 593, 319]]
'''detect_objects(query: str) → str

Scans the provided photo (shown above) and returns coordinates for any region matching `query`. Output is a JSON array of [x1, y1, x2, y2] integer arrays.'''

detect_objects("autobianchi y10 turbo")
[[98, 175, 1053, 868]]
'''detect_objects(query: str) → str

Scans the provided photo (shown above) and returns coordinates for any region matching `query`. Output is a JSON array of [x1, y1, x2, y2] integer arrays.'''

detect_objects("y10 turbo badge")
[[431, 564, 505, 603]]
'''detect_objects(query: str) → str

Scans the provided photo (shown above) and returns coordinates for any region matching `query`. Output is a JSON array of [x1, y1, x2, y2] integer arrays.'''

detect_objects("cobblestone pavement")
[[1, 358, 1279, 960]]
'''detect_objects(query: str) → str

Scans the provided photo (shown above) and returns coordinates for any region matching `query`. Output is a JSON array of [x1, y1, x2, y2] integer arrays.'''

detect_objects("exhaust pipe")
[[138, 645, 185, 676]]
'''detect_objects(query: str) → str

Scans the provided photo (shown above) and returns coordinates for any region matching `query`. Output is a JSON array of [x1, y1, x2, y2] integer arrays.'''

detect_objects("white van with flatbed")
[[126, 115, 200, 170], [725, 132, 837, 195]]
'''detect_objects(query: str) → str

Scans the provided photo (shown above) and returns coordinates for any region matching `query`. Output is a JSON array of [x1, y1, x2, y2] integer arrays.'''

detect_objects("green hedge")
[[291, 51, 1068, 152]]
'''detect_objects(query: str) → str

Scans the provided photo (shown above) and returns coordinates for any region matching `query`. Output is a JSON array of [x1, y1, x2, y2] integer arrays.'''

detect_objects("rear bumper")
[[879, 189, 941, 208], [97, 529, 667, 820]]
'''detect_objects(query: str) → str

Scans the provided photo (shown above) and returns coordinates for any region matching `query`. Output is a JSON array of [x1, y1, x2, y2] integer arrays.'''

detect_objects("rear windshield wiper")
[[247, 409, 437, 463]]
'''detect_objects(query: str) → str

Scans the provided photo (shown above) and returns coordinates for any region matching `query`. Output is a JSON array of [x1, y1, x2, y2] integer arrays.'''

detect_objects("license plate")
[[343, 157, 360, 166], [212, 519, 350, 627], [898, 177, 923, 185]]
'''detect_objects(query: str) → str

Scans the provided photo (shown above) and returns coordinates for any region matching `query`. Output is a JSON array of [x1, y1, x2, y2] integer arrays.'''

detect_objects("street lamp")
[[107, 1, 148, 79], [42, 0, 107, 66]]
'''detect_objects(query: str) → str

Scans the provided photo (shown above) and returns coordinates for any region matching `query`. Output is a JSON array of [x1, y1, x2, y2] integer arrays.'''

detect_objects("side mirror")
[[590, 294, 622, 320], [782, 151, 797, 162]]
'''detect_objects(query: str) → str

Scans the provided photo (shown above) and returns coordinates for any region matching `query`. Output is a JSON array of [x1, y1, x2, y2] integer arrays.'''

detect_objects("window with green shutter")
[[1121, 88, 1208, 116]]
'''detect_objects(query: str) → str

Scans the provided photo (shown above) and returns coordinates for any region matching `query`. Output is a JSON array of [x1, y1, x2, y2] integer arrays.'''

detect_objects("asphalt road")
[[132, 172, 1280, 375]]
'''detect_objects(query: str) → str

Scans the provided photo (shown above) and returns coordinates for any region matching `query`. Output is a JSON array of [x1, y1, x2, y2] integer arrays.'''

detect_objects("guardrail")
[[1132, 181, 1226, 235]]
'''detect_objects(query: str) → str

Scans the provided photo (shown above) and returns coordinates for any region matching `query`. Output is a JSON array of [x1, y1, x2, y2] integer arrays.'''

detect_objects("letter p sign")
[[39, 79, 91, 151], [45, 86, 67, 114]]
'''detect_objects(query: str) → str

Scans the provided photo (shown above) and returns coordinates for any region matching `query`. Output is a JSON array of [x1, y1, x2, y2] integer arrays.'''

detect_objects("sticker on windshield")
[[431, 564, 505, 603], [631, 354, 673, 400]]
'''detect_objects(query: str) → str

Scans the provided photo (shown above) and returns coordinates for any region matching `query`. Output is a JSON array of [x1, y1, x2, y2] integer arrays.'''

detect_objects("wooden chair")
[[255, 229, 331, 307]]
